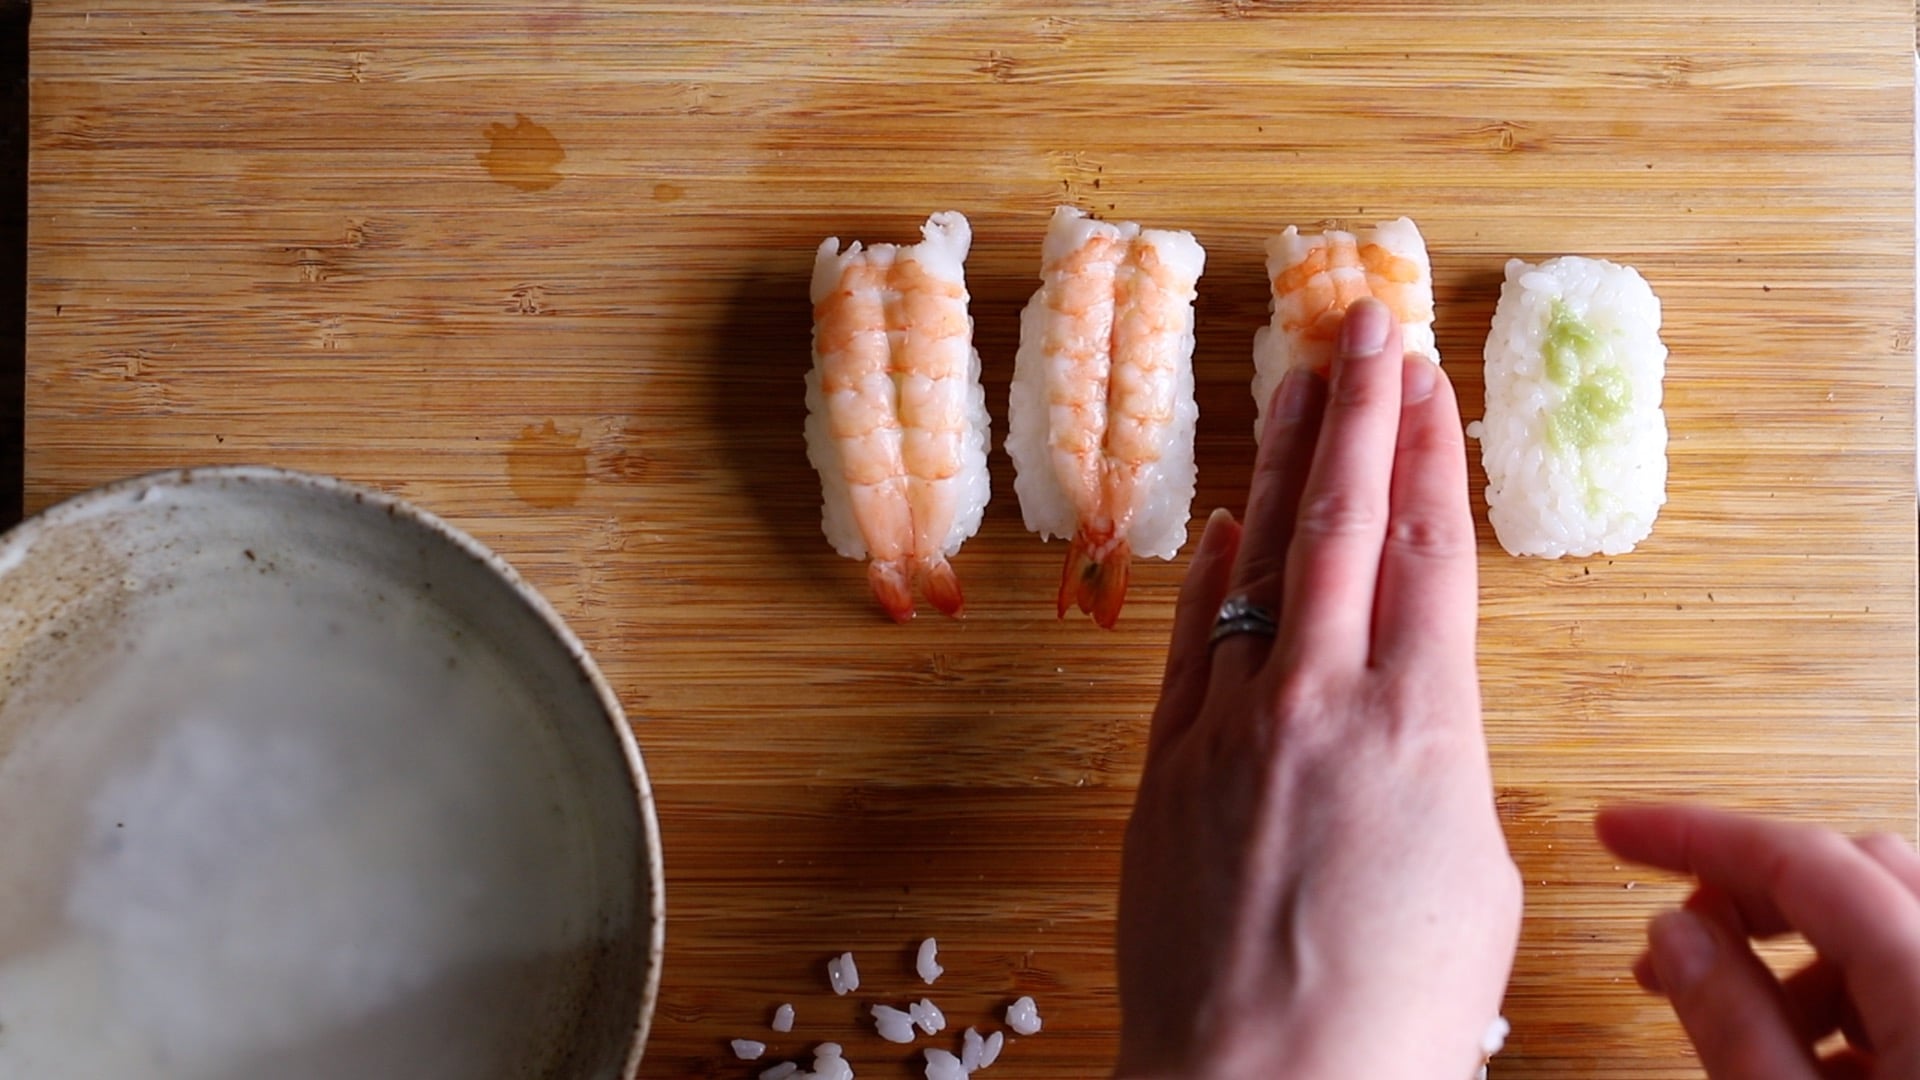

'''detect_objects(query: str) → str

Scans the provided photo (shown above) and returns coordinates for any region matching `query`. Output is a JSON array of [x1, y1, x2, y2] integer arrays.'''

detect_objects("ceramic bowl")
[[0, 467, 661, 1079]]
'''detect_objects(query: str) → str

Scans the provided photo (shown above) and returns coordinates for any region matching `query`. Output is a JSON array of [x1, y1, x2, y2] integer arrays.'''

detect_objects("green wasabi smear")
[[1542, 300, 1632, 460], [1542, 300, 1603, 386], [1549, 367, 1632, 449]]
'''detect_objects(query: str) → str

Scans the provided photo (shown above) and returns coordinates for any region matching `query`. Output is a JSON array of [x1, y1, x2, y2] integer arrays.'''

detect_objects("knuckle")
[[1697, 1029, 1781, 1077], [1267, 670, 1362, 757], [1229, 568, 1284, 605], [1252, 441, 1300, 482], [1268, 671, 1330, 738], [1174, 574, 1223, 623], [1765, 831, 1854, 896], [1806, 829, 1861, 870], [1396, 410, 1462, 453], [1330, 366, 1397, 411], [1296, 488, 1383, 540], [1270, 673, 1318, 724], [1860, 831, 1914, 858], [1385, 511, 1475, 561], [1724, 1028, 1803, 1079]]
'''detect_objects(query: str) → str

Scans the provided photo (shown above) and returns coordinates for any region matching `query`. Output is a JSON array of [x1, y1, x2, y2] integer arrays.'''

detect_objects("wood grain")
[[24, 2, 1918, 1076]]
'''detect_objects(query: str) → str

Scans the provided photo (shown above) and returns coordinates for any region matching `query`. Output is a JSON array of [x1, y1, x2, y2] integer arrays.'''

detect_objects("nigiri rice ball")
[[1472, 256, 1668, 558]]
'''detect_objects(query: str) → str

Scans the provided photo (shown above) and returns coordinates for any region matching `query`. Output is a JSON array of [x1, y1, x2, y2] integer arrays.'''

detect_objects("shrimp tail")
[[867, 559, 917, 623], [1056, 532, 1132, 629], [920, 556, 965, 619]]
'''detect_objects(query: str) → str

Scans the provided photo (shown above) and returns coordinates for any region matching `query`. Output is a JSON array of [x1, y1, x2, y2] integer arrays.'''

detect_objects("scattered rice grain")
[[1005, 996, 1041, 1036], [909, 998, 946, 1035], [922, 1048, 968, 1080], [806, 1042, 854, 1080], [1477, 1016, 1511, 1080], [980, 1030, 1004, 1067], [827, 952, 860, 996], [732, 1038, 767, 1061], [772, 1002, 795, 1033], [1482, 1016, 1510, 1055], [872, 1004, 917, 1044], [916, 937, 944, 984]]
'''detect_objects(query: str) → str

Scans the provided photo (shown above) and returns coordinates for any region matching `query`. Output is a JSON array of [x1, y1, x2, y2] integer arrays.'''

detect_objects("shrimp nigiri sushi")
[[1006, 206, 1204, 628], [1251, 217, 1438, 438], [805, 211, 991, 622]]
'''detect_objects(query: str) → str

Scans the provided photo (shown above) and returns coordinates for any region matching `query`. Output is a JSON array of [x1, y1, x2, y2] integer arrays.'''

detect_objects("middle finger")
[[1276, 298, 1407, 673]]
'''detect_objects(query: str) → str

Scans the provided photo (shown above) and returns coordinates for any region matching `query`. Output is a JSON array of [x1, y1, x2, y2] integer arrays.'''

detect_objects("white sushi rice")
[[733, 1039, 768, 1061], [1474, 256, 1668, 557], [803, 1042, 854, 1080], [1481, 1016, 1510, 1057], [959, 1027, 1003, 1070], [805, 211, 992, 563], [909, 998, 946, 1035], [917, 937, 944, 984], [761, 1064, 801, 1080], [960, 1028, 986, 1070], [1006, 205, 1204, 562], [827, 951, 860, 995], [979, 1030, 1003, 1067], [1478, 1015, 1510, 1077], [772, 1002, 795, 1033], [923, 1048, 969, 1080], [1005, 996, 1042, 1036], [872, 1004, 918, 1044]]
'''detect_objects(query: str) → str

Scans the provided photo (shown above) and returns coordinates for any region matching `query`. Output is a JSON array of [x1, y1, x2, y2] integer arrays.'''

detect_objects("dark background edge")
[[2, 0, 25, 530]]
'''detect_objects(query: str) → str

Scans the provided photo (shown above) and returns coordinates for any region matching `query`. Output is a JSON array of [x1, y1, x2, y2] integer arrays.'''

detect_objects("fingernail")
[[1338, 297, 1391, 357], [1648, 909, 1717, 990], [1198, 507, 1234, 554], [1402, 356, 1438, 405], [1272, 367, 1320, 422], [1203, 506, 1233, 539]]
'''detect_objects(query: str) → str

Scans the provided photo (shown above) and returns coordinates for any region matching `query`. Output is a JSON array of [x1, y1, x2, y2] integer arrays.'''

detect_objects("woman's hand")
[[1115, 299, 1523, 1079], [1599, 803, 1920, 1078]]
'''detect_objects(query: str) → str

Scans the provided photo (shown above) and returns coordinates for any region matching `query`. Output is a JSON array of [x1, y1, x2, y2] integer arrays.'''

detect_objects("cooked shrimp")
[[805, 212, 989, 622], [1251, 217, 1438, 439], [1007, 206, 1204, 628]]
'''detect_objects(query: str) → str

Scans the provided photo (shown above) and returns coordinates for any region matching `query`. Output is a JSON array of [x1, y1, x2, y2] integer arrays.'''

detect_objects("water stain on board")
[[478, 115, 566, 192], [507, 420, 588, 508]]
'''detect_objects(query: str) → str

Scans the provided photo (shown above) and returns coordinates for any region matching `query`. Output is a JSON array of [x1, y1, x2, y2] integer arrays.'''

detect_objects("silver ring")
[[1209, 596, 1278, 645]]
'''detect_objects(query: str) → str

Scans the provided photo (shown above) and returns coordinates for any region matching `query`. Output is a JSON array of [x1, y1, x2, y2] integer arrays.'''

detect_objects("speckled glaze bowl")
[[0, 467, 661, 1080]]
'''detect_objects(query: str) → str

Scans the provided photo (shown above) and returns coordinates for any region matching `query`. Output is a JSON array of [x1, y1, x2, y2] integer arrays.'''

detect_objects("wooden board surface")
[[24, 3, 1919, 1076]]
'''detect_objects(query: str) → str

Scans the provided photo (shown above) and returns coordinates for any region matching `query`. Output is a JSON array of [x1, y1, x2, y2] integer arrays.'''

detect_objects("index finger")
[[1598, 803, 1920, 1044]]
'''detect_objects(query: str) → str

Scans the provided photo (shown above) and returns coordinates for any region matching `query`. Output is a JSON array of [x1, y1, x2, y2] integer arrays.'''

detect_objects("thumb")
[[1648, 909, 1820, 1080]]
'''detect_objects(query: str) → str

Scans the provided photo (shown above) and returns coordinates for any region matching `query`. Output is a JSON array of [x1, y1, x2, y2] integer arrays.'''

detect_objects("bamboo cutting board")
[[24, 2, 1919, 1076]]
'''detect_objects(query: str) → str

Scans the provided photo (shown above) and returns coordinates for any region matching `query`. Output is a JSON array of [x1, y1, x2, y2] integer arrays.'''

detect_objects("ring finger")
[[1212, 366, 1328, 681]]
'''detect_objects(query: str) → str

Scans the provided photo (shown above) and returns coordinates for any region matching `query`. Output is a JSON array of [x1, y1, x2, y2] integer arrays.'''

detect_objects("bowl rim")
[[0, 465, 665, 1078]]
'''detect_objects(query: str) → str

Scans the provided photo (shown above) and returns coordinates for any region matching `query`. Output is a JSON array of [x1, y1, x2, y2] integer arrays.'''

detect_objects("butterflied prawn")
[[805, 211, 990, 622], [1006, 206, 1204, 628]]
